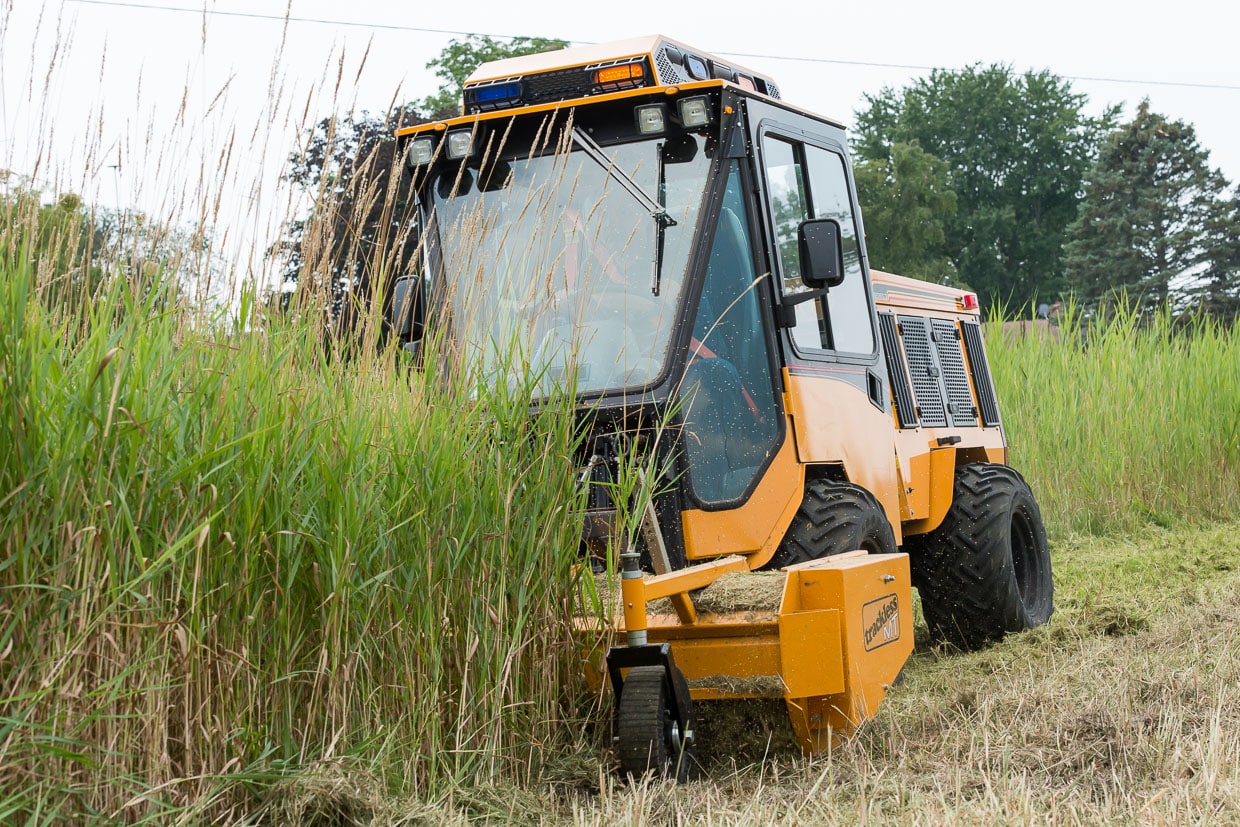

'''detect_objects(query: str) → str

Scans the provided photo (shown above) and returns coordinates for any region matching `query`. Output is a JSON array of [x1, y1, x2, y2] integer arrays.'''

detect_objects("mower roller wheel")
[[764, 478, 897, 569], [909, 463, 1053, 650], [616, 666, 693, 782]]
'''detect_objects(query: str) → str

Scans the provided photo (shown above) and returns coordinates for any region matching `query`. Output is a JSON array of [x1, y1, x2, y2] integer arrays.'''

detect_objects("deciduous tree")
[[421, 35, 570, 119], [852, 142, 959, 285], [275, 103, 425, 328], [853, 65, 1115, 314]]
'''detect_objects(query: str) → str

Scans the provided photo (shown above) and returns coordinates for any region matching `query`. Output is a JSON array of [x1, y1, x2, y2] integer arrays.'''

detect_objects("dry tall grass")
[[988, 306, 1240, 535], [0, 261, 590, 824]]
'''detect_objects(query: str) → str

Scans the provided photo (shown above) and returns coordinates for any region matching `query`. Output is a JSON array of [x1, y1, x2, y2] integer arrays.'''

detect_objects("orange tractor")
[[390, 36, 1053, 779]]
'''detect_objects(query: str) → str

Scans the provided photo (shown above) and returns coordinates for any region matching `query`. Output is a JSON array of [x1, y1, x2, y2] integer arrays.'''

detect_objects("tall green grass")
[[0, 258, 590, 823], [987, 306, 1240, 535]]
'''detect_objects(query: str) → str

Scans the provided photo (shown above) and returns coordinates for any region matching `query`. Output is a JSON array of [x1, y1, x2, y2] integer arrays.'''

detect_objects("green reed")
[[0, 258, 590, 823], [986, 304, 1240, 535]]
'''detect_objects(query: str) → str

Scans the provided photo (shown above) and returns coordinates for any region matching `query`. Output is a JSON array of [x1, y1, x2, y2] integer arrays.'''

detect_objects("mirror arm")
[[775, 287, 829, 328]]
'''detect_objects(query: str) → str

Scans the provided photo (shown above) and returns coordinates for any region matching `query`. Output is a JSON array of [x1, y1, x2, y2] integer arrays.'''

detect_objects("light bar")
[[474, 82, 520, 104], [596, 63, 643, 84], [466, 81, 522, 112], [408, 136, 436, 168], [593, 61, 648, 92]]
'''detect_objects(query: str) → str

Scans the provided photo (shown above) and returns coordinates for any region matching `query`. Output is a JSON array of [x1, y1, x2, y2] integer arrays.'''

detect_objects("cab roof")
[[458, 34, 783, 116], [467, 34, 779, 94]]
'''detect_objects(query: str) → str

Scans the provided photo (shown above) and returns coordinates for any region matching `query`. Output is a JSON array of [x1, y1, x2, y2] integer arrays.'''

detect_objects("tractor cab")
[[393, 36, 863, 571]]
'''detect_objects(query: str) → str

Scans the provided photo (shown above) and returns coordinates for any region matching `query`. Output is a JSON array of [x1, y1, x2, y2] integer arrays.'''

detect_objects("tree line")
[[0, 178, 224, 312], [851, 67, 1240, 319], [11, 37, 1235, 324]]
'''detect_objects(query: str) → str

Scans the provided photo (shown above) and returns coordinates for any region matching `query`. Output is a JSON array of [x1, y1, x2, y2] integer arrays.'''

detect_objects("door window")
[[762, 135, 875, 355]]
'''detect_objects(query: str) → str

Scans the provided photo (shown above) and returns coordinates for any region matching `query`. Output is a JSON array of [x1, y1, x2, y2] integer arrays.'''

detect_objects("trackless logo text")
[[862, 593, 901, 651]]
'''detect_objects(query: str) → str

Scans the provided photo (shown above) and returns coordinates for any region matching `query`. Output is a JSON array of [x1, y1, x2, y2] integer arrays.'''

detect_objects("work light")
[[677, 96, 711, 128], [408, 137, 436, 168], [446, 130, 474, 160], [635, 104, 667, 135]]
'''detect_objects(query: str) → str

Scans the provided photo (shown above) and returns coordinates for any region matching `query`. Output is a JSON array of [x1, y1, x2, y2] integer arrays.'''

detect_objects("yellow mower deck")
[[580, 550, 913, 752]]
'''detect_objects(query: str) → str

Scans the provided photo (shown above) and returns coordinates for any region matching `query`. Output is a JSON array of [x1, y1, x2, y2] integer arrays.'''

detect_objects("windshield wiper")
[[571, 127, 675, 295], [571, 127, 675, 227]]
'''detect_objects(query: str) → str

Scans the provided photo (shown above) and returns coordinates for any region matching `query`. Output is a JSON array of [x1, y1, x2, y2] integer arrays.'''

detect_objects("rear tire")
[[616, 666, 693, 782], [765, 479, 897, 569], [909, 463, 1053, 650]]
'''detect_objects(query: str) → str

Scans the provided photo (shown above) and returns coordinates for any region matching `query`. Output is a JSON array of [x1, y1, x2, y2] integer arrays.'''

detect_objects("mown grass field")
[[557, 523, 1240, 825]]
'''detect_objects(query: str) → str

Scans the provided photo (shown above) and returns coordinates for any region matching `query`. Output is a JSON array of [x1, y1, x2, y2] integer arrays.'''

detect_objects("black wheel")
[[764, 478, 897, 569], [909, 463, 1053, 650], [617, 666, 693, 782]]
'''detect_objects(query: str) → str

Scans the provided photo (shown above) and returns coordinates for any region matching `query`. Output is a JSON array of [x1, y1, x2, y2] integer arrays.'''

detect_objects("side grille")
[[879, 313, 918, 428], [962, 321, 1002, 426], [897, 316, 947, 427], [931, 319, 977, 427]]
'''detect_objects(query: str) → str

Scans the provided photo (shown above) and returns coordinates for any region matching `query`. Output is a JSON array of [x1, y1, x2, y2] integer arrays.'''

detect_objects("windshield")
[[430, 125, 712, 396]]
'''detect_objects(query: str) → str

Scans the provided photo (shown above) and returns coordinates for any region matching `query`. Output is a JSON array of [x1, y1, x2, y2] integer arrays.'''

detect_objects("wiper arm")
[[571, 127, 677, 229], [571, 127, 675, 296]]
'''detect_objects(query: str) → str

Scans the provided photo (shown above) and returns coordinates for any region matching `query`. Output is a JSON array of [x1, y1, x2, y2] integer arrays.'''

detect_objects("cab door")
[[755, 122, 903, 535], [677, 159, 805, 562]]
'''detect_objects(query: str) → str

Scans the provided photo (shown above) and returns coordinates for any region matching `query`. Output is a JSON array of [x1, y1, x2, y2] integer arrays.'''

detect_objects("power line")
[[66, 0, 1240, 93], [66, 0, 512, 37], [722, 50, 1240, 93]]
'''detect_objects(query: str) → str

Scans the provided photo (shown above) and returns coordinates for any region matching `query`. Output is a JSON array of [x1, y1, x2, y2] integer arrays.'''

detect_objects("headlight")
[[446, 130, 474, 160], [408, 137, 436, 168]]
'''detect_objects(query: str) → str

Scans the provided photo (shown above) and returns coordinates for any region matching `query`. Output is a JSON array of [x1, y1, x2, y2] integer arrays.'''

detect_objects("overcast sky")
[[3, 0, 1238, 284]]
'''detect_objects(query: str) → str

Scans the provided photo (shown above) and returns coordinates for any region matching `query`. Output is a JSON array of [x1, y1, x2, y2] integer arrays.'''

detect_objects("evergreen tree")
[[854, 65, 1115, 314], [853, 142, 959, 285], [1062, 101, 1237, 317], [1194, 186, 1240, 320]]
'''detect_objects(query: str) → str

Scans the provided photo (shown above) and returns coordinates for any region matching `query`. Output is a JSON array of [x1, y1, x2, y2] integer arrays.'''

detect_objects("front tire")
[[765, 478, 897, 569], [909, 463, 1053, 650], [616, 666, 693, 782]]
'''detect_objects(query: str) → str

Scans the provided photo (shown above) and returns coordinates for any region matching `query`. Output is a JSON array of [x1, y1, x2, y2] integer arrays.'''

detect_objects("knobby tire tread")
[[617, 666, 693, 781], [910, 463, 1053, 651], [766, 478, 897, 569]]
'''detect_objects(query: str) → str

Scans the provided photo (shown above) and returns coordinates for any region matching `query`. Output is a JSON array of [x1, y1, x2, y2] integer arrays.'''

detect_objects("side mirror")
[[390, 274, 419, 338], [798, 218, 844, 290], [479, 160, 513, 192], [662, 133, 699, 164]]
